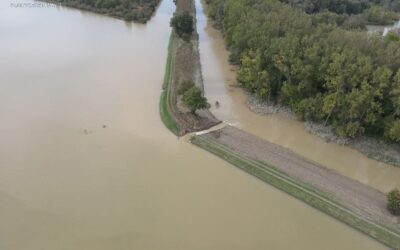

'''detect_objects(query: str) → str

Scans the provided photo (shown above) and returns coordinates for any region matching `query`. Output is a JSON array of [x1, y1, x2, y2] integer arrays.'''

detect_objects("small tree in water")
[[183, 85, 208, 114], [387, 189, 400, 216], [170, 11, 194, 39]]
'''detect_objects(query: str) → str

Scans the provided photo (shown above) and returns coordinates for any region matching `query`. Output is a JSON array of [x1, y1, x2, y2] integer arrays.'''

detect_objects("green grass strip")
[[191, 135, 400, 249], [159, 32, 181, 135], [162, 33, 174, 90]]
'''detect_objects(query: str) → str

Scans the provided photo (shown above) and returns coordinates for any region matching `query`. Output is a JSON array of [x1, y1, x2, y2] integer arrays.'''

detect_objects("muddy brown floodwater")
[[0, 0, 388, 249], [197, 0, 400, 194]]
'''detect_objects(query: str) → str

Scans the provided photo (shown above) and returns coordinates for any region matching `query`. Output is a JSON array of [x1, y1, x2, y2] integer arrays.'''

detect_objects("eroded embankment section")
[[160, 0, 220, 136], [191, 126, 400, 249]]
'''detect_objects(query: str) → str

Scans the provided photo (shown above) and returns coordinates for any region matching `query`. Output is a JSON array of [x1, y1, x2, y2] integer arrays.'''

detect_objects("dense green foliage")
[[362, 6, 398, 24], [207, 0, 400, 140], [280, 0, 400, 26], [49, 0, 160, 22], [387, 189, 400, 215], [160, 33, 181, 135], [170, 11, 194, 39], [183, 86, 208, 113], [386, 28, 400, 42], [192, 134, 400, 248], [281, 0, 400, 15], [178, 81, 195, 94]]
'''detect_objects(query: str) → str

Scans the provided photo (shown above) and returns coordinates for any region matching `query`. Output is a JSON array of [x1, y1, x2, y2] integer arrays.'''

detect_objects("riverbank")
[[247, 94, 400, 167], [41, 0, 160, 23], [192, 126, 400, 249], [159, 0, 220, 136]]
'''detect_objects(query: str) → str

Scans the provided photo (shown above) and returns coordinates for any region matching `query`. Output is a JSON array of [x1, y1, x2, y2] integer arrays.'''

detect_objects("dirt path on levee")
[[199, 126, 400, 232]]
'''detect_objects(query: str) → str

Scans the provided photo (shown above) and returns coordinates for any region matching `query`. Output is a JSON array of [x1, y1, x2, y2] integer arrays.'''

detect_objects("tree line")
[[281, 0, 400, 14], [207, 0, 400, 142], [280, 0, 400, 25], [49, 0, 160, 22]]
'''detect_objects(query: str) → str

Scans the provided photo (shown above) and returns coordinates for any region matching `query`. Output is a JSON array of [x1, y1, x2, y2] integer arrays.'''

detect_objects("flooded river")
[[197, 0, 400, 193], [0, 0, 388, 249]]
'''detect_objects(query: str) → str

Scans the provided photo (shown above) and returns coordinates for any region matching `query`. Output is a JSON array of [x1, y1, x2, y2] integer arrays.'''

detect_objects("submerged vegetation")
[[207, 0, 400, 142], [46, 0, 160, 22]]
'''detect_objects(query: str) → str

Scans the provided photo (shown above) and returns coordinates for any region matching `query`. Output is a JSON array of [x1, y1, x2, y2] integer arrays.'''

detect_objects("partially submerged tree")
[[170, 11, 194, 39], [183, 85, 208, 113], [387, 188, 400, 215]]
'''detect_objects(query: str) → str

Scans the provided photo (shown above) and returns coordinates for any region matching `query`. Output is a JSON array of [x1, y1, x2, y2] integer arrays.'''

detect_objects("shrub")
[[362, 6, 398, 25], [387, 189, 400, 215], [342, 15, 366, 30], [178, 81, 194, 95], [385, 28, 400, 43], [170, 11, 194, 39]]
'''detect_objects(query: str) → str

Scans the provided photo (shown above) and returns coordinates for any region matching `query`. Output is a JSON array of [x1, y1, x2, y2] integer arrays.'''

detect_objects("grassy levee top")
[[191, 127, 400, 249], [160, 32, 181, 135], [44, 0, 161, 23]]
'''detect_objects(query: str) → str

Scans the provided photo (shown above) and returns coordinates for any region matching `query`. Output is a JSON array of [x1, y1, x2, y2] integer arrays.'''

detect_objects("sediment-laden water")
[[0, 0, 387, 249], [197, 0, 400, 193]]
